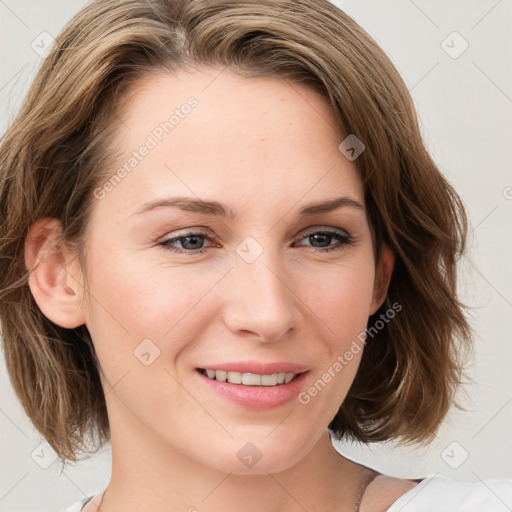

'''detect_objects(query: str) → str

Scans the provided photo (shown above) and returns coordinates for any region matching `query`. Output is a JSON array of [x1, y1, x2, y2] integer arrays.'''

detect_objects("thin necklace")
[[92, 469, 379, 512]]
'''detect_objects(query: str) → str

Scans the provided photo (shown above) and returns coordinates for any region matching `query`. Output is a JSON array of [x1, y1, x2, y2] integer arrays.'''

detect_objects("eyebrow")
[[131, 195, 365, 218]]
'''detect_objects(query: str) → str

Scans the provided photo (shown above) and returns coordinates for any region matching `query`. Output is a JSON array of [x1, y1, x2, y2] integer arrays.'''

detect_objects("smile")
[[197, 368, 299, 386]]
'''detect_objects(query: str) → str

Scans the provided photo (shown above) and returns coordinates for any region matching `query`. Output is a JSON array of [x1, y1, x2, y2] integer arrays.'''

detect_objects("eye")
[[157, 226, 354, 255], [293, 227, 354, 253], [158, 228, 214, 255]]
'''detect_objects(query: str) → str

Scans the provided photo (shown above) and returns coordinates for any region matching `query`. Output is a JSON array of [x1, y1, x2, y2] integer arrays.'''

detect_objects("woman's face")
[[71, 68, 393, 474]]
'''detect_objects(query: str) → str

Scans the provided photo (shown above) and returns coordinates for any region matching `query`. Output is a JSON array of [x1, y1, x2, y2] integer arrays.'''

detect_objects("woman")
[[0, 0, 510, 511]]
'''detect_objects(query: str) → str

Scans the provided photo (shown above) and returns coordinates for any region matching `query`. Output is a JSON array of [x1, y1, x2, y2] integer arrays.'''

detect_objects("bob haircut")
[[0, 0, 472, 465]]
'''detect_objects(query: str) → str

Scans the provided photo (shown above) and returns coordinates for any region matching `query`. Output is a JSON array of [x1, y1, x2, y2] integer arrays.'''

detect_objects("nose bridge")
[[222, 235, 301, 341]]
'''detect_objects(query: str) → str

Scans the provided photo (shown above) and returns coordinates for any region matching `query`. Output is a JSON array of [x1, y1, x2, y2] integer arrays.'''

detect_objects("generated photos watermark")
[[298, 301, 402, 405], [93, 96, 199, 200]]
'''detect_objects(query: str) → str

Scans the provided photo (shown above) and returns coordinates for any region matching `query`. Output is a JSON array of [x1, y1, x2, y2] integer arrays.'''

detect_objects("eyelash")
[[158, 227, 354, 255]]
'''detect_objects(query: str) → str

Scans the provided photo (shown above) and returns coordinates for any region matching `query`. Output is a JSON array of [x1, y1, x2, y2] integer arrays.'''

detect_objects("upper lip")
[[197, 361, 310, 375]]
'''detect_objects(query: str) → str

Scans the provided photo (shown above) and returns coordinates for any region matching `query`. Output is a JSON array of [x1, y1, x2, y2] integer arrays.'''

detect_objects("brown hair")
[[0, 0, 472, 464]]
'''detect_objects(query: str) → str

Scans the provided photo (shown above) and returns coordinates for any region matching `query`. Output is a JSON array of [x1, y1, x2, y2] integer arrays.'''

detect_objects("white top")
[[60, 474, 512, 512], [385, 474, 512, 511]]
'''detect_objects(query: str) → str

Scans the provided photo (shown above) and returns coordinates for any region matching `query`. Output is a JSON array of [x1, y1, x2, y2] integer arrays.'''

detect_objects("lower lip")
[[195, 369, 309, 410]]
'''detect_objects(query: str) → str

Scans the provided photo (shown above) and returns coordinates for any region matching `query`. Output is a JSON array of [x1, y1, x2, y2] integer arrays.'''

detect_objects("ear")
[[369, 243, 395, 316], [24, 218, 86, 329]]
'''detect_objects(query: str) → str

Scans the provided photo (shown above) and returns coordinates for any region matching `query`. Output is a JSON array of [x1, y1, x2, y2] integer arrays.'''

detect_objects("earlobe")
[[369, 243, 395, 315], [25, 218, 86, 329]]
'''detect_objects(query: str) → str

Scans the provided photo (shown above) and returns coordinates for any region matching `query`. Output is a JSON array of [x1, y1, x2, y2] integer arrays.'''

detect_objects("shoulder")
[[361, 473, 512, 512], [359, 474, 420, 512]]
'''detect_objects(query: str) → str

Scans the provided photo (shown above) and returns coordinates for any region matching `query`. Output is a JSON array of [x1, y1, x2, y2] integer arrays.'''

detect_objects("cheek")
[[84, 248, 218, 337], [297, 257, 376, 399], [81, 248, 226, 400], [302, 259, 376, 340]]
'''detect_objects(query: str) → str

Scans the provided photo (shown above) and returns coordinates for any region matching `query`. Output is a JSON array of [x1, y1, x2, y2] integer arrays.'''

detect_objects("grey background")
[[0, 1, 511, 510]]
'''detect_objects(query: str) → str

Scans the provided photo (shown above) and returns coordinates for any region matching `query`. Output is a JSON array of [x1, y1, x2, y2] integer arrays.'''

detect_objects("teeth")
[[284, 372, 295, 384], [260, 374, 278, 386], [215, 370, 227, 382], [227, 371, 242, 384], [201, 369, 297, 386], [242, 373, 263, 385]]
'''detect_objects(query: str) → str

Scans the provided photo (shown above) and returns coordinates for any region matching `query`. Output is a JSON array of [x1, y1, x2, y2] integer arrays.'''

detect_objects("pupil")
[[311, 233, 330, 247], [183, 235, 202, 250]]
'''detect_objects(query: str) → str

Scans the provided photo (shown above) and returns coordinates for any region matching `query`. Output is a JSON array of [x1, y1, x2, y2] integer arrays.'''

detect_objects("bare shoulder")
[[359, 474, 421, 512]]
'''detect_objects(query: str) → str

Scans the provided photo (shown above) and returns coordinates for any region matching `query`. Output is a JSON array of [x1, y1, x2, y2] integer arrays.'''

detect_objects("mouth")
[[195, 365, 310, 410], [197, 368, 303, 387]]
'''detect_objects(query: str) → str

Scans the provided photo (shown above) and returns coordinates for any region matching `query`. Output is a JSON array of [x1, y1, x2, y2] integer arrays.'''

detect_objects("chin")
[[191, 429, 317, 476]]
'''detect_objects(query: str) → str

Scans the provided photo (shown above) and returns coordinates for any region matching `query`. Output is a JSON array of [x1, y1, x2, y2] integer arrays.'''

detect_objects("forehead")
[[94, 67, 365, 221]]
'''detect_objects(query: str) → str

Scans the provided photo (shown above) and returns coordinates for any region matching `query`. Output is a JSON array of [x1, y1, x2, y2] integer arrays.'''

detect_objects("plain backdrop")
[[0, 1, 511, 511]]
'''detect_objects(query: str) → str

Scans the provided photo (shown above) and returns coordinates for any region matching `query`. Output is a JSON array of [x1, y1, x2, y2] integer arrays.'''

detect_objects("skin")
[[25, 67, 417, 511]]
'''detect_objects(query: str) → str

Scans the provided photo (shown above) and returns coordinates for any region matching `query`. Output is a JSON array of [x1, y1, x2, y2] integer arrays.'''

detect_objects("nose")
[[221, 243, 303, 343]]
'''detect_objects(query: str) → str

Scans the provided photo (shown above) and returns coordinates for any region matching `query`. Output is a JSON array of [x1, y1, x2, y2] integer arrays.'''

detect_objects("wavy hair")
[[0, 0, 472, 463]]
